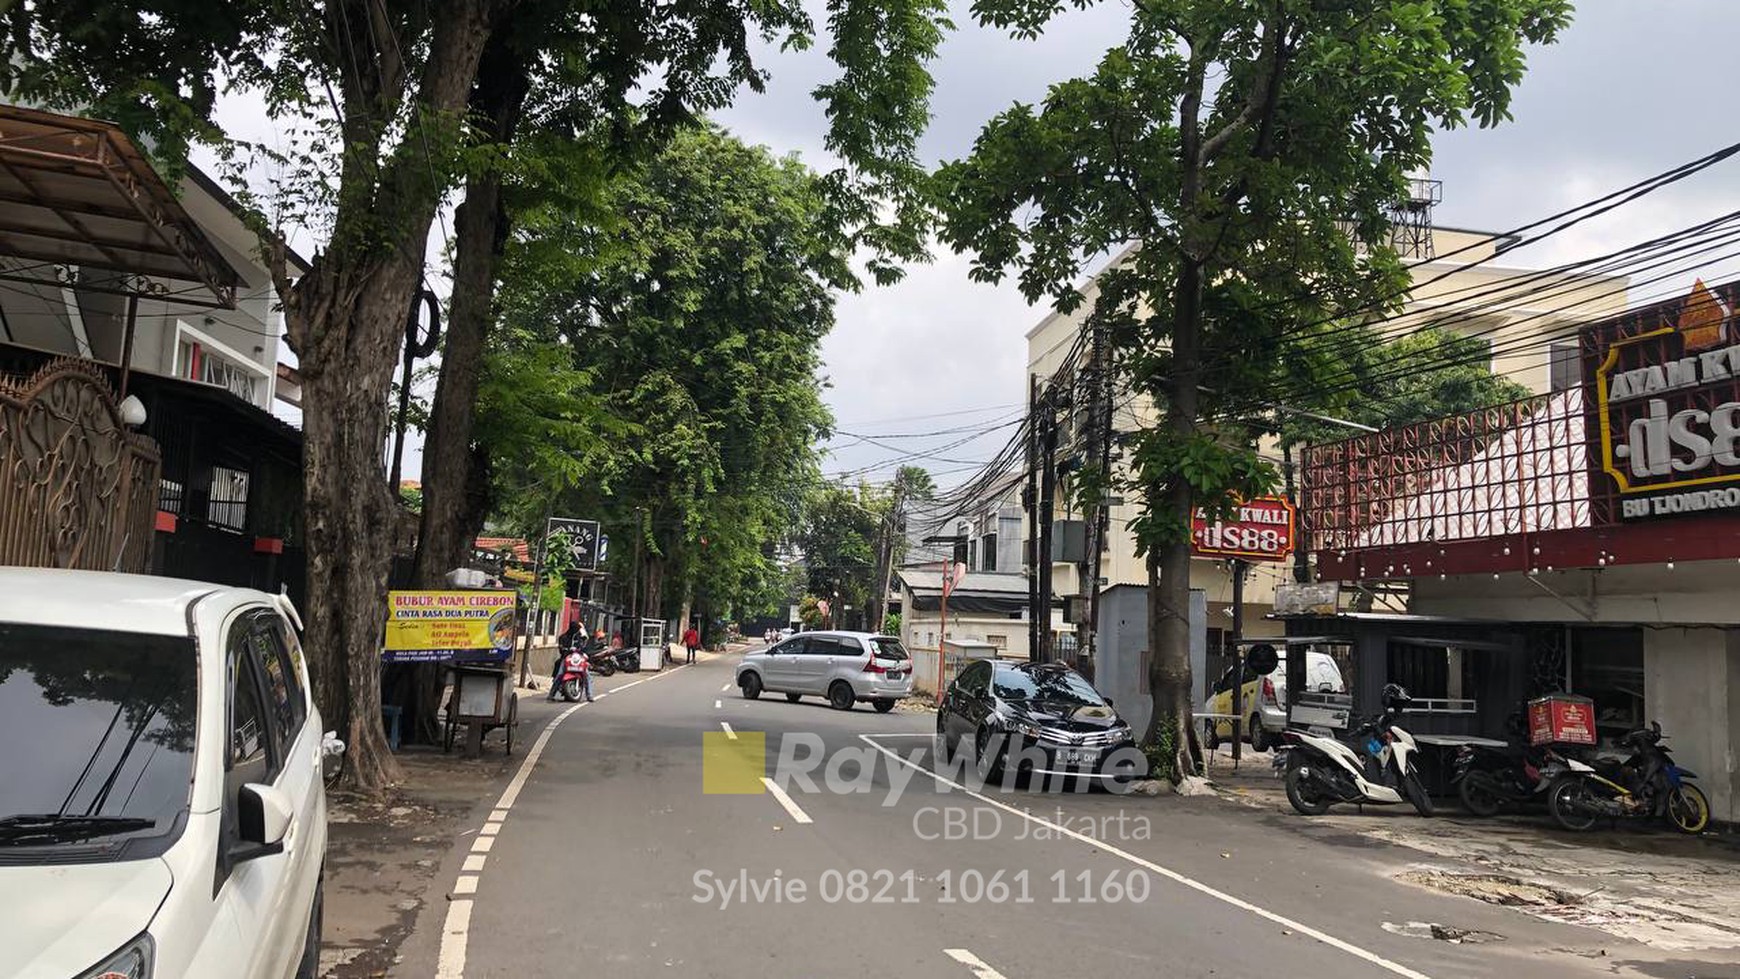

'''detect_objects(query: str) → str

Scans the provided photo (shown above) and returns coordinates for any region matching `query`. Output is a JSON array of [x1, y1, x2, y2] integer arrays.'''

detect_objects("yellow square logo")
[[702, 730, 766, 794]]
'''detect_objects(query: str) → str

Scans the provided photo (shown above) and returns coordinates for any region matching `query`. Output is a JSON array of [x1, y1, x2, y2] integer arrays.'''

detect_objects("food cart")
[[382, 586, 521, 758], [637, 618, 667, 672]]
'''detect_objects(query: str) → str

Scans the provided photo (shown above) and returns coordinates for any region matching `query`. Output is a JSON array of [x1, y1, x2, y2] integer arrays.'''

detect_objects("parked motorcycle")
[[1547, 722, 1709, 834], [556, 650, 590, 702], [1273, 683, 1433, 817], [1452, 741, 1572, 817]]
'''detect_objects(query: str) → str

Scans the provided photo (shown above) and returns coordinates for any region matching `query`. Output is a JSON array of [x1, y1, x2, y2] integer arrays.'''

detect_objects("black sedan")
[[937, 659, 1143, 784]]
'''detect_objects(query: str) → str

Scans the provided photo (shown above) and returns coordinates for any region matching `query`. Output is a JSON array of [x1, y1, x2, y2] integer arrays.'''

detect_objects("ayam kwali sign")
[[1191, 496, 1295, 562], [1587, 279, 1740, 519]]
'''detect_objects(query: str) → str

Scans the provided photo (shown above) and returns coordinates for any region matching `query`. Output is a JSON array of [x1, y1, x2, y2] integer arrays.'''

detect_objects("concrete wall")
[[1644, 628, 1738, 824], [1095, 586, 1206, 738]]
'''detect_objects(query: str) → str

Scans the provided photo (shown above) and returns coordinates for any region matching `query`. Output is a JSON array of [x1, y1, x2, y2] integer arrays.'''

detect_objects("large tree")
[[8, 0, 946, 791], [480, 125, 847, 635], [936, 0, 1570, 776]]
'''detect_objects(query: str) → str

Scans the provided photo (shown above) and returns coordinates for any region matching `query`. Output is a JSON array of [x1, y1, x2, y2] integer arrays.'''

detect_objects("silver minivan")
[[736, 631, 913, 712]]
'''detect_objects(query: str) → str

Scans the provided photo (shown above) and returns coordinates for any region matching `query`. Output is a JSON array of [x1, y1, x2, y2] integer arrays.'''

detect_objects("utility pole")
[[1282, 445, 1311, 584], [1024, 374, 1040, 663], [1080, 323, 1114, 678], [1036, 387, 1059, 664], [1230, 558, 1247, 765]]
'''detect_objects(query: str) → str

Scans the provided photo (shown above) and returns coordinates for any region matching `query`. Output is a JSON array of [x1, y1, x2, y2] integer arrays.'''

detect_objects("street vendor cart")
[[382, 586, 521, 758]]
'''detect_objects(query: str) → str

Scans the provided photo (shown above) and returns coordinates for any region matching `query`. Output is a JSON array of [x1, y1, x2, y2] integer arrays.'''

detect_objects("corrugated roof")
[[897, 568, 1030, 595]]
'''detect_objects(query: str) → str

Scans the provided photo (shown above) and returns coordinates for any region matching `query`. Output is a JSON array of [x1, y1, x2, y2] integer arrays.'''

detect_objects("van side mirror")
[[230, 782, 293, 863], [1104, 697, 1115, 708]]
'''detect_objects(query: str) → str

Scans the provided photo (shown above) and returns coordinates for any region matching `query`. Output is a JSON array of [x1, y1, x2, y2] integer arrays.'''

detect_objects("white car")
[[0, 569, 336, 979]]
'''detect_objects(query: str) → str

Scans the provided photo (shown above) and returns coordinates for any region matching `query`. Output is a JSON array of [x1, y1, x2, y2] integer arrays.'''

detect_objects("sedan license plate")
[[1056, 748, 1096, 767]]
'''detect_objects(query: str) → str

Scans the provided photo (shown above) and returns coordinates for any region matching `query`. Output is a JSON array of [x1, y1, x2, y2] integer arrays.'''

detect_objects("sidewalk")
[[1201, 743, 1740, 953]]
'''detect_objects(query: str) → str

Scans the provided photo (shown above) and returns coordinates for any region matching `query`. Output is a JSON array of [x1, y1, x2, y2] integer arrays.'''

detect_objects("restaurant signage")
[[1191, 496, 1296, 562], [1587, 279, 1740, 519]]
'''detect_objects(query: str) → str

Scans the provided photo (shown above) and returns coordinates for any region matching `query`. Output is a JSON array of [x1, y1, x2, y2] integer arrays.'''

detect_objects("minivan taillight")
[[1261, 677, 1277, 705], [863, 658, 887, 674]]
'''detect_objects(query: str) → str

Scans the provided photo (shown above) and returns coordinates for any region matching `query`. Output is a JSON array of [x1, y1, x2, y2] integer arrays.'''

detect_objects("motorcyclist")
[[547, 622, 596, 703]]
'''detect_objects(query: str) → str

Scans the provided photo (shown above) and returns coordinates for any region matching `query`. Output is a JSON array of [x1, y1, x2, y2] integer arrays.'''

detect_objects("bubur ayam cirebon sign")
[[1584, 279, 1740, 520]]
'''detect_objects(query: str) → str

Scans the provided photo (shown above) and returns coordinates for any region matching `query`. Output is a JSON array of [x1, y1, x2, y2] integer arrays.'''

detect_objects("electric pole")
[[1036, 386, 1059, 664], [1025, 374, 1040, 663]]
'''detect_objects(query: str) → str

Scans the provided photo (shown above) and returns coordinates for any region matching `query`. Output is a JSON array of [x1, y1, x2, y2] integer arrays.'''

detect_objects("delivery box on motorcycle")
[[1528, 693, 1596, 746]]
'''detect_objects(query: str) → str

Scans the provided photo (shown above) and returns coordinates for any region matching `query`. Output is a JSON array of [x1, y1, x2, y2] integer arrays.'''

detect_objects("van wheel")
[[295, 877, 323, 979], [1249, 716, 1270, 753], [740, 673, 762, 700], [828, 681, 856, 711], [785, 692, 802, 703], [873, 698, 896, 713]]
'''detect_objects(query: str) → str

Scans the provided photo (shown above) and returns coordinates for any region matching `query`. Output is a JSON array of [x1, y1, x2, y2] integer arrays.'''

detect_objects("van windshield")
[[0, 623, 197, 853]]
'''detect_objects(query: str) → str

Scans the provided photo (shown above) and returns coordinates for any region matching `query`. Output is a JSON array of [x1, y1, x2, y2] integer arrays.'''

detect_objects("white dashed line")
[[944, 949, 1008, 979], [760, 776, 813, 825], [715, 699, 722, 709], [435, 899, 472, 979], [720, 721, 736, 740], [720, 682, 732, 692], [861, 735, 1433, 979], [435, 663, 692, 977]]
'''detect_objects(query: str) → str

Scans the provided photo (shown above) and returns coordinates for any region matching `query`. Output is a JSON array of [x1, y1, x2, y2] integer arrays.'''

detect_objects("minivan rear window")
[[870, 638, 909, 661]]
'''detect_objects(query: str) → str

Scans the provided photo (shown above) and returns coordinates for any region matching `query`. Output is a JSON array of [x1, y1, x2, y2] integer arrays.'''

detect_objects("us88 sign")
[[1190, 497, 1295, 562]]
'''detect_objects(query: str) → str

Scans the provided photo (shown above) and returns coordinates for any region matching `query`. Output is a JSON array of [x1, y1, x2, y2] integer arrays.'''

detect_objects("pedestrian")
[[683, 624, 701, 664]]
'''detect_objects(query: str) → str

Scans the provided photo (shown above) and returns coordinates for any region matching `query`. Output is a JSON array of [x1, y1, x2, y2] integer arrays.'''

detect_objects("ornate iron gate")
[[0, 360, 160, 572]]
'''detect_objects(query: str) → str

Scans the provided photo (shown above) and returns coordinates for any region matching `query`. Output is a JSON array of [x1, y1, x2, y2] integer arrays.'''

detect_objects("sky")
[[213, 1, 1740, 485]]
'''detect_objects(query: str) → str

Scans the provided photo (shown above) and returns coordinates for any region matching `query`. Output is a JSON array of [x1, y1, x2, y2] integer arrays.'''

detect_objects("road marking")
[[860, 735, 1433, 979], [715, 699, 723, 709], [760, 776, 814, 824], [721, 682, 732, 692], [720, 721, 737, 740], [435, 663, 691, 978], [944, 949, 1008, 979], [435, 899, 472, 979]]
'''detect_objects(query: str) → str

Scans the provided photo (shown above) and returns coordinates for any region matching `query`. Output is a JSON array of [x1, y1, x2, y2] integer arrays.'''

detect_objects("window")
[[959, 661, 992, 696], [1549, 342, 1581, 393], [208, 466, 250, 531], [227, 627, 276, 784], [251, 615, 306, 750], [980, 533, 998, 571], [869, 638, 909, 661], [985, 634, 1008, 650], [993, 666, 1104, 706]]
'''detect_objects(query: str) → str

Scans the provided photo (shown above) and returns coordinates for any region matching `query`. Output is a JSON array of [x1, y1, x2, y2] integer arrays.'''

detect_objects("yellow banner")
[[383, 590, 517, 654]]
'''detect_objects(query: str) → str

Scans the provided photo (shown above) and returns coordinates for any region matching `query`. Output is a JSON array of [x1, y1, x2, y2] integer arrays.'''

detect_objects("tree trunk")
[[1144, 254, 1205, 780], [413, 30, 530, 588], [283, 0, 496, 794], [678, 585, 693, 648]]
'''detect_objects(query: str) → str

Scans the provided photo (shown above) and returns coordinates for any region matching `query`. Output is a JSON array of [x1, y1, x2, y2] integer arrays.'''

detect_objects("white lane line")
[[860, 735, 1432, 979], [434, 663, 691, 978], [721, 682, 732, 692], [435, 899, 472, 979], [453, 875, 478, 895], [715, 699, 723, 709], [944, 949, 1008, 979], [760, 776, 814, 825], [720, 721, 737, 740]]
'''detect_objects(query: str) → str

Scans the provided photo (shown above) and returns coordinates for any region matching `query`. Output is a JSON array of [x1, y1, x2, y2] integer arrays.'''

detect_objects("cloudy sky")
[[220, 1, 1740, 484], [708, 0, 1740, 484]]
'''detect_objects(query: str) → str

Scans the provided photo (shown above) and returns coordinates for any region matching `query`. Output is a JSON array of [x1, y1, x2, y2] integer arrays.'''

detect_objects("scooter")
[[556, 650, 591, 702], [1453, 742, 1575, 816], [1273, 683, 1433, 817], [1547, 722, 1710, 834]]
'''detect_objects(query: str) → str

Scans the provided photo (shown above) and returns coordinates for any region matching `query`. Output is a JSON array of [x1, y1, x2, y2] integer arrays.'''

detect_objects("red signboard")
[[1191, 496, 1296, 562], [1528, 694, 1596, 746]]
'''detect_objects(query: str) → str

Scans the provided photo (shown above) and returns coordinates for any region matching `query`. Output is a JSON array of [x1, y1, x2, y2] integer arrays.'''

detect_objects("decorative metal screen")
[[0, 359, 160, 572], [1302, 389, 1594, 555]]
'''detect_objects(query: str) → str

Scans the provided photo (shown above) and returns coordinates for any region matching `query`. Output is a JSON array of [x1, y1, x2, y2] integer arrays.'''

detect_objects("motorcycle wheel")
[[596, 659, 616, 677], [1548, 777, 1600, 832], [1284, 764, 1333, 816], [1666, 784, 1711, 835], [1402, 771, 1433, 817], [1458, 772, 1504, 818], [561, 678, 581, 702]]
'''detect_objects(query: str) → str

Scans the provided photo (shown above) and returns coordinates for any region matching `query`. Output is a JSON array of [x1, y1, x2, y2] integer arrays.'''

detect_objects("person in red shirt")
[[682, 625, 701, 664]]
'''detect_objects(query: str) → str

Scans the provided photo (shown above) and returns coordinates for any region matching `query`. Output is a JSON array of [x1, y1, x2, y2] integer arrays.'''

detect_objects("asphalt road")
[[390, 650, 1690, 979]]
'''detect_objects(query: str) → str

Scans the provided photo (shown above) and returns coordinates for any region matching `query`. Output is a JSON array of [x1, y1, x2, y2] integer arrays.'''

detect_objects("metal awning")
[[0, 104, 239, 308]]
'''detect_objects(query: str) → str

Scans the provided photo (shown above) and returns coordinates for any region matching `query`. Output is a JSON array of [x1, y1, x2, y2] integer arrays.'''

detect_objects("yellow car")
[[1205, 650, 1344, 752]]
